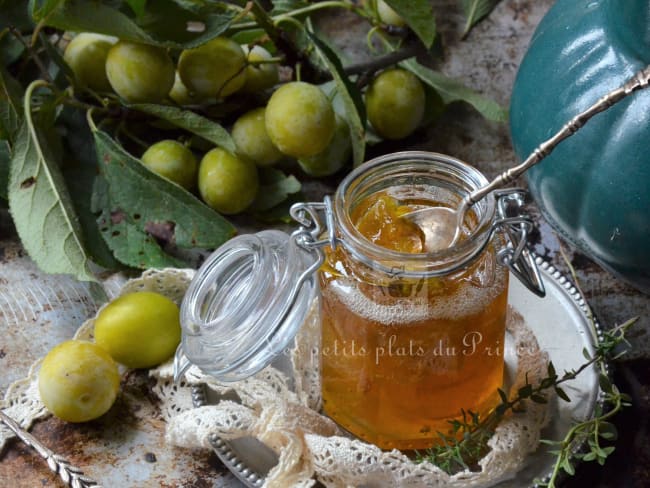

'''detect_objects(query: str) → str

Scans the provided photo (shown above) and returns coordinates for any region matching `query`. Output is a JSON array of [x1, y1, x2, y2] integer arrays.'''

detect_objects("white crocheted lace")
[[2, 268, 551, 488]]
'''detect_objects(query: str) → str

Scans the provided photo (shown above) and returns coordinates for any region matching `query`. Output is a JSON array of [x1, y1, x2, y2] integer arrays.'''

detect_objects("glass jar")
[[174, 151, 544, 449]]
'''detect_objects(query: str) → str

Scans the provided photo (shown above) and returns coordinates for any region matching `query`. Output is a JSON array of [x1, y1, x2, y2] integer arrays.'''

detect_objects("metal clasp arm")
[[493, 189, 546, 297]]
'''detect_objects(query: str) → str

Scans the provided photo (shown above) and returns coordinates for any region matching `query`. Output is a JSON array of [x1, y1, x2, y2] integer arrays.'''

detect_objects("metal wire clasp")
[[286, 196, 338, 292], [491, 189, 545, 297]]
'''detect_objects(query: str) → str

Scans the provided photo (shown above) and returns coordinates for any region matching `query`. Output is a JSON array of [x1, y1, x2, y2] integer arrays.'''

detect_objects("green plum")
[[141, 140, 198, 190], [241, 45, 279, 93], [178, 37, 247, 99], [377, 0, 406, 26], [298, 114, 351, 177], [38, 340, 120, 423], [105, 41, 175, 103], [365, 68, 425, 140], [265, 82, 335, 158], [232, 107, 283, 167], [63, 33, 117, 92], [198, 148, 259, 215]]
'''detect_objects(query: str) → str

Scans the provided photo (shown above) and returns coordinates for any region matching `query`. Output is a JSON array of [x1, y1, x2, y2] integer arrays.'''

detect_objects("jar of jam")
[[174, 151, 544, 449]]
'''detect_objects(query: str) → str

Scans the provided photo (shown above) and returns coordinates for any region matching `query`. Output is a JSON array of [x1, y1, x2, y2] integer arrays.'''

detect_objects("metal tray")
[[192, 256, 605, 487]]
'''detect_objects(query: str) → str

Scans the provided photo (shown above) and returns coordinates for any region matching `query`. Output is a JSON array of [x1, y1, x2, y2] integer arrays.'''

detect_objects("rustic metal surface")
[[2, 0, 650, 486]]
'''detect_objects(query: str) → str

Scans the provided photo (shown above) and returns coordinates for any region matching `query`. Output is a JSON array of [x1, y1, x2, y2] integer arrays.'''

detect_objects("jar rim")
[[333, 151, 496, 276]]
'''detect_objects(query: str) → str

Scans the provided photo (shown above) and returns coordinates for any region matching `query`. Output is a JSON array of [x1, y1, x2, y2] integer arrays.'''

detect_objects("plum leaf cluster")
[[1, 0, 506, 279]]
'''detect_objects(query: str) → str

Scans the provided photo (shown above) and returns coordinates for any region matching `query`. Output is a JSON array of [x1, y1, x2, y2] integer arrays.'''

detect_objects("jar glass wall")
[[319, 152, 509, 450]]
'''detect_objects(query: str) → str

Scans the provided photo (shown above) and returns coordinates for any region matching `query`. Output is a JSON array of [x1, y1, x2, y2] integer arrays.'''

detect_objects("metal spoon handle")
[[0, 410, 102, 488], [467, 64, 650, 206]]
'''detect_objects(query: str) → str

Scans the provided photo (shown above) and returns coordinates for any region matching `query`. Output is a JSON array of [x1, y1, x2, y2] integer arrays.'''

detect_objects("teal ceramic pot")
[[510, 0, 650, 293]]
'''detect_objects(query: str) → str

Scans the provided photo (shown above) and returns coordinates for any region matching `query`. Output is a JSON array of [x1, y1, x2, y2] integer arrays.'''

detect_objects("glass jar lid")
[[175, 229, 320, 382]]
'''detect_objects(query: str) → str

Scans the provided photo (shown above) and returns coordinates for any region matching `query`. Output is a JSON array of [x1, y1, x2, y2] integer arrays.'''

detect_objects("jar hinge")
[[491, 189, 546, 297], [287, 197, 338, 293]]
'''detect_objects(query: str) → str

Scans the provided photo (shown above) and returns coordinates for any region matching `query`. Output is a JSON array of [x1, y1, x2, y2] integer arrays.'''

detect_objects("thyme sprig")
[[416, 317, 636, 485]]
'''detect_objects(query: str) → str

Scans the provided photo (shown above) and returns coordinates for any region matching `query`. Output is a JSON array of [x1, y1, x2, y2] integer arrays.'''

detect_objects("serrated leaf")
[[9, 82, 94, 281], [460, 0, 501, 38], [0, 140, 10, 200], [384, 0, 437, 48], [91, 129, 235, 269], [33, 0, 237, 49], [130, 103, 236, 153], [251, 167, 301, 212], [307, 30, 366, 167], [400, 58, 508, 122], [0, 67, 24, 141]]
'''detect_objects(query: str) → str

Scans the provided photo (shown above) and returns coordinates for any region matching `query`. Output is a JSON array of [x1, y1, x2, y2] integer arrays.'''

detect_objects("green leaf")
[[0, 140, 10, 200], [547, 361, 556, 378], [530, 394, 548, 404], [33, 0, 237, 49], [0, 0, 33, 30], [497, 388, 508, 403], [271, 0, 309, 15], [0, 67, 24, 141], [251, 167, 301, 212], [561, 457, 575, 476], [384, 0, 437, 48], [92, 174, 185, 268], [125, 0, 147, 18], [8, 82, 94, 281], [460, 0, 501, 38], [401, 58, 508, 123], [554, 386, 571, 402], [599, 373, 613, 394], [30, 0, 65, 18], [582, 451, 597, 462], [254, 191, 304, 224], [598, 422, 618, 441], [0, 33, 26, 67], [307, 30, 366, 167], [517, 384, 533, 398], [59, 108, 118, 268], [91, 129, 235, 269], [130, 103, 236, 153]]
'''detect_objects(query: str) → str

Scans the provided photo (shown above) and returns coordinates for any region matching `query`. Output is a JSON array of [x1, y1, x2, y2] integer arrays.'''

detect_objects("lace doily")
[[150, 271, 553, 488], [2, 268, 552, 488]]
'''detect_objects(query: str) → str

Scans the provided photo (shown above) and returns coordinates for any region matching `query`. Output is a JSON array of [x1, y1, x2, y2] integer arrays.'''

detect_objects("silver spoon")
[[405, 65, 650, 252]]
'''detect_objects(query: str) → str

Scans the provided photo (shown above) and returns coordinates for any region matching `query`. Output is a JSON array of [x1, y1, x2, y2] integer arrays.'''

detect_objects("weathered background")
[[2, 0, 649, 486]]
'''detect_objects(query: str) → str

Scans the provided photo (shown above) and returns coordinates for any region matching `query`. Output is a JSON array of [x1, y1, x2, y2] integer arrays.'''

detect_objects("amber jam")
[[320, 171, 508, 450]]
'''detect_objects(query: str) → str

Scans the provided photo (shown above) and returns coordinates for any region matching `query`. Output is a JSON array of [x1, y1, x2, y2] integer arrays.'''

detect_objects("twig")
[[9, 27, 52, 83]]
